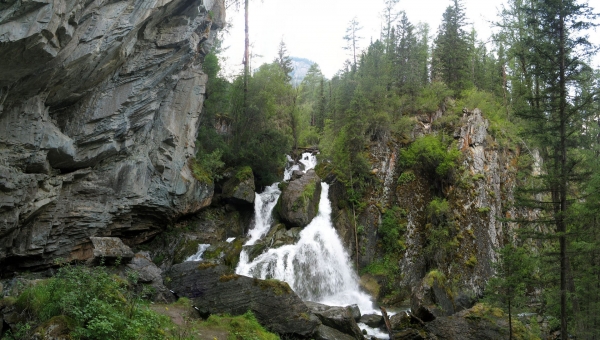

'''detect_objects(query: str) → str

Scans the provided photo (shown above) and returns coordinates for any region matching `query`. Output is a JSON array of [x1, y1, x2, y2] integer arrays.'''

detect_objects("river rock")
[[349, 304, 361, 321], [313, 324, 356, 340], [221, 167, 255, 205], [165, 262, 320, 337], [305, 301, 365, 340], [0, 0, 224, 271], [359, 314, 383, 328], [277, 170, 322, 228]]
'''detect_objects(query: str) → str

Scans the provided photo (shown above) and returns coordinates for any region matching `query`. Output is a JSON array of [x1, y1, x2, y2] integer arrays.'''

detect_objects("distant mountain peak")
[[290, 57, 315, 86]]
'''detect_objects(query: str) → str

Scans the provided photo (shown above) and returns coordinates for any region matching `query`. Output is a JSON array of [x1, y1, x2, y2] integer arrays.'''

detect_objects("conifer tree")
[[513, 1, 598, 338], [431, 0, 471, 95], [275, 39, 294, 83], [343, 17, 364, 68]]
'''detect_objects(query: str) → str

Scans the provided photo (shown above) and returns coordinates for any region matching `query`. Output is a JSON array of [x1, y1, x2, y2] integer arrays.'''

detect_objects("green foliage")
[[397, 171, 416, 185], [379, 206, 407, 253], [455, 88, 518, 145], [191, 149, 225, 184], [415, 82, 453, 113], [399, 134, 460, 181], [10, 265, 170, 340], [235, 166, 253, 182], [204, 311, 279, 340], [485, 244, 534, 335]]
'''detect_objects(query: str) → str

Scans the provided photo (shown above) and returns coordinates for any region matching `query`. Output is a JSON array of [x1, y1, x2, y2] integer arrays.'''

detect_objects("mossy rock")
[[33, 315, 76, 340]]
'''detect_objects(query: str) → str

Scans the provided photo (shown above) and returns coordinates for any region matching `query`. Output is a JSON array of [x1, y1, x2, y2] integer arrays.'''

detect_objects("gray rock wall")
[[0, 0, 225, 271]]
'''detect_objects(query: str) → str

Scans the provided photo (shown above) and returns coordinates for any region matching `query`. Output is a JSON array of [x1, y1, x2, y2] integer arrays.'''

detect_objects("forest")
[[0, 0, 599, 338], [195, 0, 600, 338]]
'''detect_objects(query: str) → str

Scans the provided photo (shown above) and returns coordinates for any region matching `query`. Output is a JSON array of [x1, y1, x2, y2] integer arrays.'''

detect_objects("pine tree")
[[431, 0, 471, 95], [275, 39, 294, 83]]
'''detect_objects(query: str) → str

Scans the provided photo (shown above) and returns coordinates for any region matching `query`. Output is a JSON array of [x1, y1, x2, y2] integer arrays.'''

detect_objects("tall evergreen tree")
[[275, 39, 294, 83], [515, 1, 598, 338], [431, 0, 471, 95]]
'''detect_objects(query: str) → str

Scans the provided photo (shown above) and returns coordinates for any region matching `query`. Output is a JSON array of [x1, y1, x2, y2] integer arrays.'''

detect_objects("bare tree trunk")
[[558, 3, 568, 339]]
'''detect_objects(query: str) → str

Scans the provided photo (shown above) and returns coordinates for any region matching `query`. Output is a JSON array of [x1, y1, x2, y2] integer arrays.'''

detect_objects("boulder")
[[166, 262, 320, 338], [90, 237, 134, 264], [348, 304, 361, 321], [222, 167, 255, 205], [388, 312, 427, 340], [305, 301, 364, 340], [410, 273, 456, 321], [313, 324, 356, 340], [424, 304, 509, 340], [359, 314, 383, 328], [277, 170, 322, 228], [126, 252, 175, 303]]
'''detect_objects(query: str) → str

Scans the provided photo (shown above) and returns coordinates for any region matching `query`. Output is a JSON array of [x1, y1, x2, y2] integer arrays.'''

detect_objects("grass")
[[2, 264, 280, 340], [202, 311, 279, 340]]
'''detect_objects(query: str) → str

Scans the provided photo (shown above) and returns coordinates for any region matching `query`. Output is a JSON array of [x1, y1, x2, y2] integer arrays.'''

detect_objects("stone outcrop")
[[0, 0, 225, 272], [221, 167, 255, 206], [305, 301, 365, 340], [277, 170, 322, 228], [90, 237, 134, 264], [166, 262, 320, 338]]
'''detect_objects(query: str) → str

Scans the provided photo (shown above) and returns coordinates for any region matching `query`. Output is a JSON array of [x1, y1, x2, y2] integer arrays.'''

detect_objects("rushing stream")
[[235, 153, 377, 315]]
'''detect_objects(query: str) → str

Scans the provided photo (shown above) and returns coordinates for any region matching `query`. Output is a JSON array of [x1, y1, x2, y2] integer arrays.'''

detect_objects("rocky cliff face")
[[327, 107, 524, 311], [0, 0, 225, 272]]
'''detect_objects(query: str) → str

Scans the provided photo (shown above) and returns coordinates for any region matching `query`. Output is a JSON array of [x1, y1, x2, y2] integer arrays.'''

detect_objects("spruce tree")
[[514, 1, 598, 338], [431, 0, 471, 95], [275, 39, 294, 83]]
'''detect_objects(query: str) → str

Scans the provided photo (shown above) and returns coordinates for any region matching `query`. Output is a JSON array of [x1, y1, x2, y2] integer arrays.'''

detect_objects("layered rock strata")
[[0, 0, 225, 272]]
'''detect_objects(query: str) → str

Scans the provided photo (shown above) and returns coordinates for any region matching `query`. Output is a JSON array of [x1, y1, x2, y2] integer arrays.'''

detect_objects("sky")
[[219, 0, 600, 79]]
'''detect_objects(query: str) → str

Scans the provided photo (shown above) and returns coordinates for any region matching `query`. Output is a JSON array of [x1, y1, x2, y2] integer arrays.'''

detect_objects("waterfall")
[[236, 153, 376, 314]]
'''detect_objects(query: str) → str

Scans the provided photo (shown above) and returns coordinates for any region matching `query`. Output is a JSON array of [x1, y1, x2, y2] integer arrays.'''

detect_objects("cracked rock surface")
[[0, 0, 225, 272]]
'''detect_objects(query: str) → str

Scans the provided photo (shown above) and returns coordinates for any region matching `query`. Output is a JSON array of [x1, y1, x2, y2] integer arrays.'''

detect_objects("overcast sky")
[[220, 0, 599, 79]]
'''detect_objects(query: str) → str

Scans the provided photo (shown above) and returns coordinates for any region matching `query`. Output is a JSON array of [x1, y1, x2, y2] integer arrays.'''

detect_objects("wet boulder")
[[165, 262, 320, 338], [359, 314, 383, 328], [305, 301, 365, 340], [277, 170, 322, 228], [313, 324, 356, 340]]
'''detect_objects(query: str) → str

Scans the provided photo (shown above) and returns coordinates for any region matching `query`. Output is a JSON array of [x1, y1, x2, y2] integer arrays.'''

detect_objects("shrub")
[[379, 206, 407, 253], [397, 171, 416, 185], [10, 265, 170, 340], [191, 149, 225, 184], [399, 134, 460, 180]]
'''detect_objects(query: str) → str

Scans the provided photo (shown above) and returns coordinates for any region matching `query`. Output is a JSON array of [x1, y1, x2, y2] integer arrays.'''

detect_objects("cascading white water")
[[236, 152, 376, 315], [186, 244, 210, 261]]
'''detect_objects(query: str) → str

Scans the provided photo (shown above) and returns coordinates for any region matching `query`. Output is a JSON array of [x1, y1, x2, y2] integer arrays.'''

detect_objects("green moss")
[[197, 263, 218, 270], [477, 206, 491, 214], [235, 166, 254, 182], [253, 278, 292, 296], [424, 269, 446, 287], [219, 274, 241, 282], [466, 254, 478, 267]]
